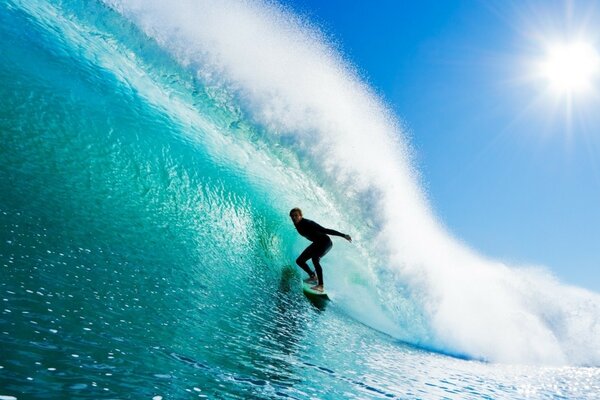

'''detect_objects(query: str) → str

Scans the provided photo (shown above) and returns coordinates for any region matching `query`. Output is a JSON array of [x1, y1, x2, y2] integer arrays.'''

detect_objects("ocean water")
[[1, 1, 600, 399]]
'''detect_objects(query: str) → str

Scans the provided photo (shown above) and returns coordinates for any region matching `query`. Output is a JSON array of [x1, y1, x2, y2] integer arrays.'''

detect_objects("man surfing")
[[289, 208, 352, 292]]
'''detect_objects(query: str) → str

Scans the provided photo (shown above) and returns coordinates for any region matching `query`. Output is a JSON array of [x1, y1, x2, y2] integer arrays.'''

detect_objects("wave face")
[[1, 2, 600, 397]]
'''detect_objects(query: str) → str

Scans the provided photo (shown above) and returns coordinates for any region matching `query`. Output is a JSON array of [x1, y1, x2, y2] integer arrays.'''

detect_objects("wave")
[[8, 0, 600, 365]]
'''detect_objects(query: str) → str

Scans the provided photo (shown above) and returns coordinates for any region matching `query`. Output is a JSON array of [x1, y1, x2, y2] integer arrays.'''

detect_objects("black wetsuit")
[[293, 218, 345, 286]]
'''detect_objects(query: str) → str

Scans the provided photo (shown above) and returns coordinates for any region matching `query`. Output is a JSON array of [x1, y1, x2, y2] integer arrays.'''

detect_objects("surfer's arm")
[[322, 228, 344, 237], [314, 222, 352, 242], [326, 229, 352, 242]]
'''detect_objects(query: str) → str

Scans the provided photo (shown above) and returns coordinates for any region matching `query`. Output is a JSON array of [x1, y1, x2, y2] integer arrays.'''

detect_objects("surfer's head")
[[289, 208, 303, 224]]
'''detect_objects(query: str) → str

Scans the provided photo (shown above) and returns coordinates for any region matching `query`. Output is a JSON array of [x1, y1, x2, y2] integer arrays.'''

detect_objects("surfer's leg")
[[311, 257, 324, 287], [311, 241, 332, 287], [296, 244, 317, 279]]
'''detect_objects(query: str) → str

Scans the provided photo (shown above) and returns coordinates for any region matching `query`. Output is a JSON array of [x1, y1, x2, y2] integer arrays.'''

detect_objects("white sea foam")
[[105, 0, 600, 365]]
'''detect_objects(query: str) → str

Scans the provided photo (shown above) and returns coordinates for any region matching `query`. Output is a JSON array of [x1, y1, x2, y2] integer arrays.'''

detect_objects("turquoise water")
[[2, 1, 600, 398]]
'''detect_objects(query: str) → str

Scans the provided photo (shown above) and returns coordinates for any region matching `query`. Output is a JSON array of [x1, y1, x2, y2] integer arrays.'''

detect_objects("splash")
[[63, 0, 600, 365]]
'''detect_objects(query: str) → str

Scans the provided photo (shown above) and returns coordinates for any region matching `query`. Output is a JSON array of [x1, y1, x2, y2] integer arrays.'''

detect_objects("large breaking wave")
[[9, 0, 600, 366]]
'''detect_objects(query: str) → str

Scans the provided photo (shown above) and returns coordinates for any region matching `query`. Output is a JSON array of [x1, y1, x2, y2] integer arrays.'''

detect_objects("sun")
[[538, 41, 600, 96]]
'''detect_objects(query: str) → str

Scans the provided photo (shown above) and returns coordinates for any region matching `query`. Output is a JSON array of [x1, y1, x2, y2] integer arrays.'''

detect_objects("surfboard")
[[302, 281, 329, 298]]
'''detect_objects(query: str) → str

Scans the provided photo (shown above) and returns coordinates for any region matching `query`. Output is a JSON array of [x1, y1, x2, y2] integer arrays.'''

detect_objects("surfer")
[[289, 208, 351, 292]]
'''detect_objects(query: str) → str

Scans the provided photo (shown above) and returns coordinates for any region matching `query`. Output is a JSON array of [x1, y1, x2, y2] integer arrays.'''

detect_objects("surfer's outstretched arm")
[[328, 230, 351, 242], [314, 222, 352, 242], [327, 229, 352, 242]]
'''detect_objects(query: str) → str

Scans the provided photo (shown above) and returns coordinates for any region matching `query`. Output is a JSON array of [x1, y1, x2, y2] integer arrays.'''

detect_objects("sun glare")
[[539, 41, 600, 95]]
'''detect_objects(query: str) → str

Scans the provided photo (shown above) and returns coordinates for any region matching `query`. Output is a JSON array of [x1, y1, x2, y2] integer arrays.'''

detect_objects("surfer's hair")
[[289, 208, 302, 216]]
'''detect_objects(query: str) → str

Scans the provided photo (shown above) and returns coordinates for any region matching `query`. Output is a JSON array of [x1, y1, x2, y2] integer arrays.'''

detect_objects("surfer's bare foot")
[[304, 275, 317, 284], [311, 284, 324, 292]]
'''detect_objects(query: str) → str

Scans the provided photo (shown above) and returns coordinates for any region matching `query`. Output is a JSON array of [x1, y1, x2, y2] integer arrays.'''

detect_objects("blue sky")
[[284, 0, 600, 292]]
